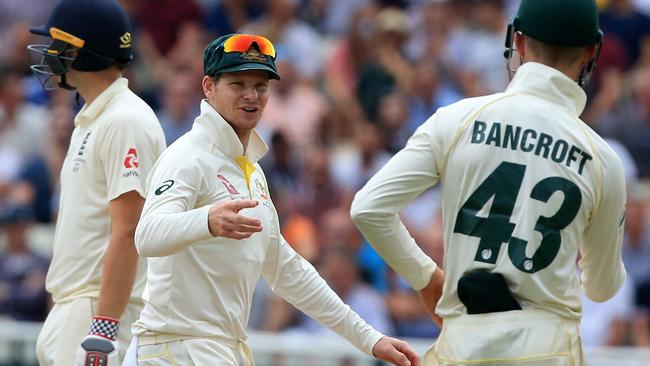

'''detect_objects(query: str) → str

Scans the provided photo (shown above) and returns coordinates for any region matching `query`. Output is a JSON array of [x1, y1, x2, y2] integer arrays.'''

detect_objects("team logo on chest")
[[254, 178, 270, 206], [72, 131, 92, 172]]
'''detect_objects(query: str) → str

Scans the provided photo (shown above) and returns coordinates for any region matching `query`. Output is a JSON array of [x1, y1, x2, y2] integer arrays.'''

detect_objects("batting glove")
[[75, 316, 120, 366]]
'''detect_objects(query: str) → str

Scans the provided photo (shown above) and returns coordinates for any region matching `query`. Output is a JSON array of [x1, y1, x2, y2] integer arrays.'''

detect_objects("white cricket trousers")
[[424, 309, 583, 366], [122, 334, 255, 366], [36, 297, 142, 366]]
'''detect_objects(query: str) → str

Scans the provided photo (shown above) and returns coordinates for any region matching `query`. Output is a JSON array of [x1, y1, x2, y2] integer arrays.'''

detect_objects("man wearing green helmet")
[[122, 33, 420, 366], [351, 0, 626, 365]]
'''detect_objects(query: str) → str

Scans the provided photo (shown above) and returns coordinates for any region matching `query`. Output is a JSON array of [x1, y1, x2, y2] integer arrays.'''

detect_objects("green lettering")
[[535, 133, 553, 159], [520, 129, 537, 152], [578, 152, 592, 175], [551, 139, 569, 163], [566, 145, 581, 170], [472, 121, 488, 144], [503, 125, 522, 150], [486, 122, 502, 147]]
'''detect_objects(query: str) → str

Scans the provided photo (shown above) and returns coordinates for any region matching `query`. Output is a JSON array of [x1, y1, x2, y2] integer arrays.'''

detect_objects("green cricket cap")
[[514, 0, 602, 47], [203, 33, 281, 80]]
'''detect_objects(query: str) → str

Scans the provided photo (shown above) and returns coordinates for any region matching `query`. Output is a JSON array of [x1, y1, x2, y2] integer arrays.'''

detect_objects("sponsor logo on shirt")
[[123, 148, 139, 168], [72, 131, 92, 172], [155, 180, 174, 195], [217, 174, 239, 195]]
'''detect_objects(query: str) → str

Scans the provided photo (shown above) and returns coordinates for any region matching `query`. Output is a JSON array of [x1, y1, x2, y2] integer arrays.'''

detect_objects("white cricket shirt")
[[132, 100, 383, 355], [351, 62, 627, 320], [46, 78, 166, 303]]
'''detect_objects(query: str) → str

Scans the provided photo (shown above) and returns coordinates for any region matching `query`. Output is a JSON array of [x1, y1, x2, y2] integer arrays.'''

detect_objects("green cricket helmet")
[[504, 0, 603, 86]]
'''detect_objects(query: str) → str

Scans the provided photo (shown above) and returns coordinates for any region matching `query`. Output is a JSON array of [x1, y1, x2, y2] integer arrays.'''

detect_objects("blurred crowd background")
[[0, 0, 649, 350]]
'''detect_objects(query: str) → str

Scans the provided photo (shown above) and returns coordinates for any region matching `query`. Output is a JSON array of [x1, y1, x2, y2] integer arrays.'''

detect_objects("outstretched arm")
[[262, 234, 420, 365]]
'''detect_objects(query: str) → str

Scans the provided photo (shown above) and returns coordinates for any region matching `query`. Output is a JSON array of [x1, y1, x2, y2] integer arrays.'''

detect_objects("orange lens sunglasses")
[[223, 34, 276, 58]]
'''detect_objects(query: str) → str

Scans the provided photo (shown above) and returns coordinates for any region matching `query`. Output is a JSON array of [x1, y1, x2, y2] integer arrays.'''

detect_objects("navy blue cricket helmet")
[[28, 0, 133, 89]]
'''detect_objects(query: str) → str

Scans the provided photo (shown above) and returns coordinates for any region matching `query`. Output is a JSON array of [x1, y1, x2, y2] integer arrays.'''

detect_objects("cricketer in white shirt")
[[351, 62, 627, 365], [129, 97, 416, 363], [36, 77, 166, 364]]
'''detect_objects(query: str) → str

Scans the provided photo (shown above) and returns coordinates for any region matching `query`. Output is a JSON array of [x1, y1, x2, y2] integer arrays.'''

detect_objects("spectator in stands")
[[136, 0, 203, 57], [622, 183, 650, 287], [261, 131, 301, 199], [0, 64, 48, 176], [323, 4, 379, 126], [330, 122, 392, 192], [242, 0, 323, 81], [0, 206, 49, 322], [406, 59, 462, 135], [203, 0, 267, 37], [356, 7, 413, 123], [445, 0, 509, 95], [594, 65, 650, 177], [599, 0, 650, 68], [634, 278, 650, 346], [405, 0, 455, 62], [10, 103, 73, 223], [303, 0, 371, 36], [376, 91, 411, 153], [258, 48, 328, 147], [297, 147, 344, 223], [156, 69, 200, 146]]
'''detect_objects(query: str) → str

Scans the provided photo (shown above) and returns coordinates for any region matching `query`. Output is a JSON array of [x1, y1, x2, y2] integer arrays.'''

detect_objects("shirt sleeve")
[[350, 121, 440, 290], [97, 115, 162, 201], [579, 151, 627, 302], [135, 150, 212, 257], [261, 216, 384, 355]]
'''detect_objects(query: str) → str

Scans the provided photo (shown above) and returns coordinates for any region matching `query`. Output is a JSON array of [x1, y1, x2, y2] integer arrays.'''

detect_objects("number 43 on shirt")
[[454, 161, 582, 273]]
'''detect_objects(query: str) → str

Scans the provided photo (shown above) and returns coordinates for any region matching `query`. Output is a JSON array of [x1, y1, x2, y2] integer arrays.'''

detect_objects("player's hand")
[[372, 336, 420, 366], [419, 267, 445, 327], [75, 316, 120, 366], [208, 199, 263, 239]]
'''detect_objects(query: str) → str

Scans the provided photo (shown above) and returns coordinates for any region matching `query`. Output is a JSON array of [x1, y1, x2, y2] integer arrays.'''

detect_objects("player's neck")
[[523, 58, 581, 84], [75, 69, 123, 106]]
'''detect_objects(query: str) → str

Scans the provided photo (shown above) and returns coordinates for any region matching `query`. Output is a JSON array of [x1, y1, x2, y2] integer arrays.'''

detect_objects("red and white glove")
[[75, 316, 120, 366]]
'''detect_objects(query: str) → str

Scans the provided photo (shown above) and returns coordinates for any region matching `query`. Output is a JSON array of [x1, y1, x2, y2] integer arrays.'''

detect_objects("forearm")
[[136, 205, 212, 257], [269, 255, 383, 355], [96, 234, 138, 318], [350, 126, 440, 290], [289, 284, 384, 355]]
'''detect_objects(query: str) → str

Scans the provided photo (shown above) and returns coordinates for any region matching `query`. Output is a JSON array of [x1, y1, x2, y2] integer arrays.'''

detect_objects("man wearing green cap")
[[121, 33, 420, 366], [351, 0, 626, 365]]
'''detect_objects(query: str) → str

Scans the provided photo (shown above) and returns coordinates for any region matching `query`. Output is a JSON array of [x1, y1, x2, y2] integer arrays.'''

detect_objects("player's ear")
[[202, 75, 215, 98], [514, 32, 526, 60], [580, 44, 597, 66]]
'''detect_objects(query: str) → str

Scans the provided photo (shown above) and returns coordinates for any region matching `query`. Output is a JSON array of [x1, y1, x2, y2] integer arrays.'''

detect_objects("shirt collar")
[[506, 62, 587, 116], [192, 99, 268, 163], [74, 77, 129, 127]]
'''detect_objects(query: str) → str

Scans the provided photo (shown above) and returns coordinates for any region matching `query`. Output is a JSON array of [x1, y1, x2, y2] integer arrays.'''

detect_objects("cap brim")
[[30, 25, 50, 36], [216, 62, 281, 80]]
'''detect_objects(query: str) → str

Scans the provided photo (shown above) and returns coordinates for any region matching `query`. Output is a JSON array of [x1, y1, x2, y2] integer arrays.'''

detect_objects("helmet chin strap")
[[58, 73, 76, 90], [577, 41, 602, 87]]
